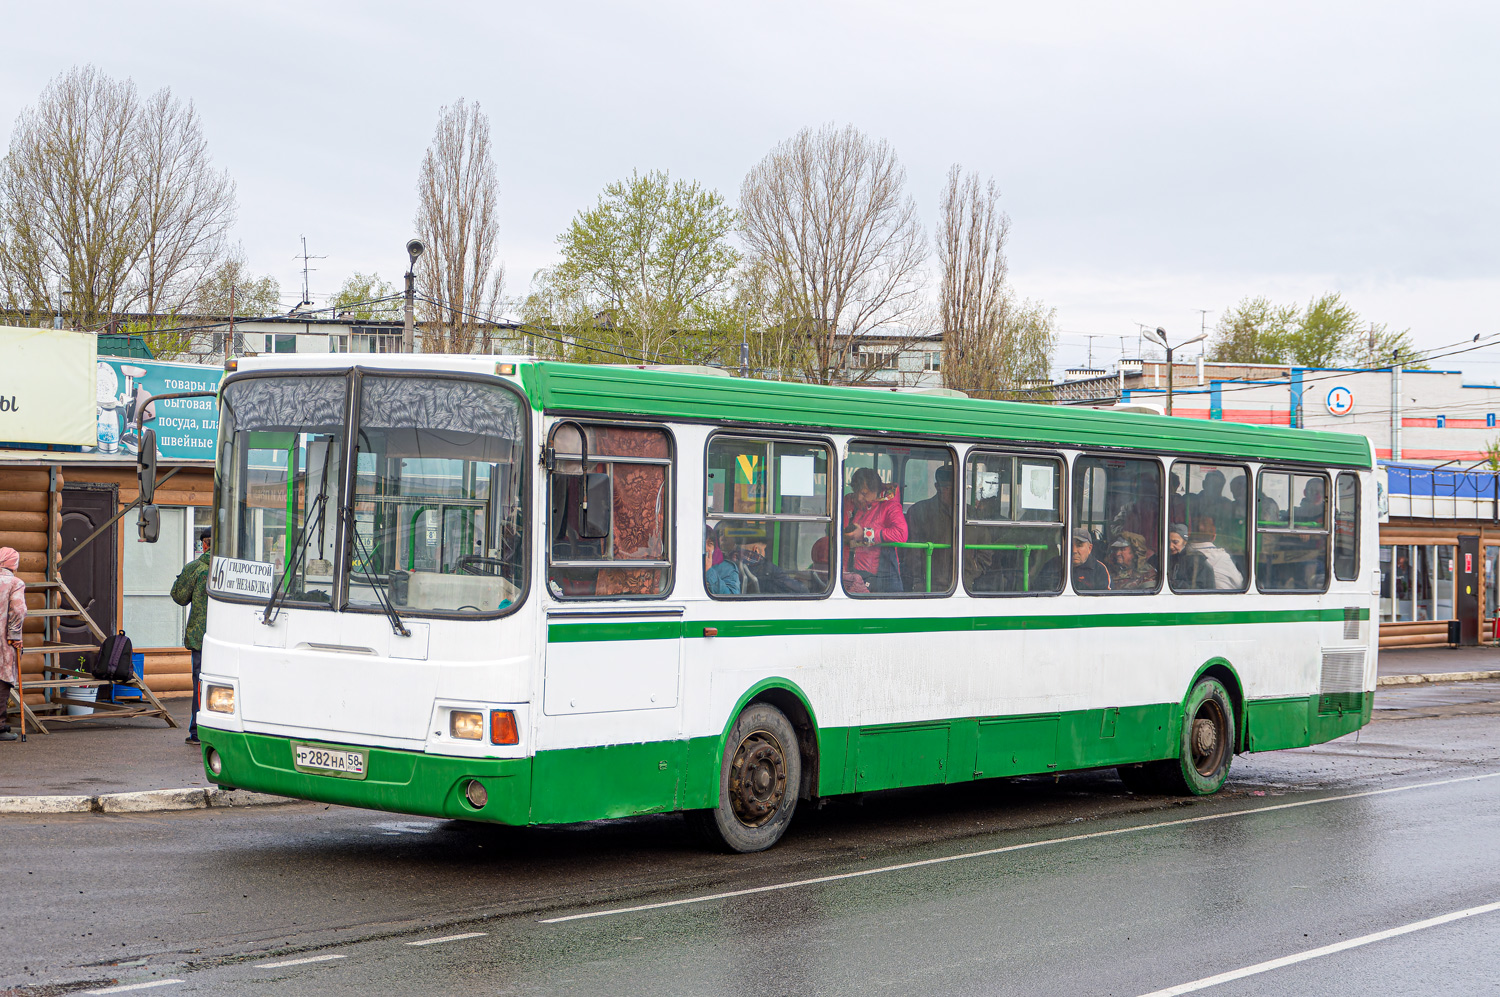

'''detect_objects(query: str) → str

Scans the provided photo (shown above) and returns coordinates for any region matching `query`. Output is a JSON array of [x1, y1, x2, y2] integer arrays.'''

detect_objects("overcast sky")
[[3, 1, 1496, 375]]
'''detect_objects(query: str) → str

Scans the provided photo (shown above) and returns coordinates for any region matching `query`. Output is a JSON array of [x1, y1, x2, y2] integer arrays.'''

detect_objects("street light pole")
[[403, 238, 425, 354], [1143, 327, 1207, 417]]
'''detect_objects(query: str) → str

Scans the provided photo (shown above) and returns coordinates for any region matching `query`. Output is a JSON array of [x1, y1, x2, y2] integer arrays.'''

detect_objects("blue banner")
[[83, 358, 222, 461]]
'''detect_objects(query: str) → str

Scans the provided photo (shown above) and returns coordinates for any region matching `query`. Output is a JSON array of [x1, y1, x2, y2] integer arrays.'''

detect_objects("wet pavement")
[[5, 680, 1500, 995]]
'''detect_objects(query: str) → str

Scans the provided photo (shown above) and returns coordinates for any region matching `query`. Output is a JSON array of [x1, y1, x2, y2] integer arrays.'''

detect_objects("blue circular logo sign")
[[1326, 386, 1354, 416]]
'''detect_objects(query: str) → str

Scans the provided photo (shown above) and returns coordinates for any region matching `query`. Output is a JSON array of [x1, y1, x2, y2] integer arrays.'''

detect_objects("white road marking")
[[85, 982, 183, 995], [541, 771, 1500, 923], [253, 953, 347, 968], [407, 931, 488, 946], [1137, 900, 1500, 996]]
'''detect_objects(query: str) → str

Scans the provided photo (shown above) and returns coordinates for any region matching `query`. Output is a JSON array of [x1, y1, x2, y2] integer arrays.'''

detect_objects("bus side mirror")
[[138, 504, 160, 543], [579, 472, 612, 539], [137, 428, 157, 505]]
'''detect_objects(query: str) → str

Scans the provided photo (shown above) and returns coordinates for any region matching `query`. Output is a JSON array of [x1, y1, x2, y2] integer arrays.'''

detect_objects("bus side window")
[[705, 435, 833, 598], [547, 423, 673, 599], [1072, 456, 1163, 595], [841, 442, 956, 597], [963, 452, 1065, 596], [1334, 472, 1359, 581], [1167, 462, 1249, 593], [1256, 470, 1329, 592]]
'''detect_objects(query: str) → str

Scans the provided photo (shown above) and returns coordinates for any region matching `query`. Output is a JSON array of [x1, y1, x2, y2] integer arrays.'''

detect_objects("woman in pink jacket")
[[843, 467, 908, 592], [0, 547, 25, 740]]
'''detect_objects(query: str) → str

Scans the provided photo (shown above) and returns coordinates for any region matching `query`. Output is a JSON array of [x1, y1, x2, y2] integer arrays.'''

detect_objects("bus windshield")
[[215, 372, 526, 616], [350, 374, 524, 615]]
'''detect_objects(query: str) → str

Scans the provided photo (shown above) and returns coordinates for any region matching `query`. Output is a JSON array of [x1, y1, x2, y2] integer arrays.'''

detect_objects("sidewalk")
[[2, 648, 1496, 814], [0, 698, 289, 813], [1377, 645, 1500, 684]]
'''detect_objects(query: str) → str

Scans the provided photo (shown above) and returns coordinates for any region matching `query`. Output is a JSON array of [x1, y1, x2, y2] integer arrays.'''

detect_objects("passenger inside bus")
[[1107, 531, 1157, 590], [1042, 528, 1111, 591], [1187, 515, 1243, 589], [704, 525, 740, 596], [842, 466, 907, 592], [902, 465, 955, 593], [1168, 523, 1209, 589]]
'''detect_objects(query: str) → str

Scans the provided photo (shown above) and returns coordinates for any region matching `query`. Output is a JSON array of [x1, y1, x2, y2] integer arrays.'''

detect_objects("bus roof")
[[521, 361, 1373, 469]]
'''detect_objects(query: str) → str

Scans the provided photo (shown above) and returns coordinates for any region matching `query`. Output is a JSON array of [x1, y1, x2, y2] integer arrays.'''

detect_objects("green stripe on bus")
[[520, 361, 1373, 469], [547, 606, 1369, 643]]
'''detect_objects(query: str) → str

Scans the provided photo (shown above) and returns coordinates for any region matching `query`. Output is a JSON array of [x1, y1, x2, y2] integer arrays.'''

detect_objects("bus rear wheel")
[[690, 703, 801, 853], [1118, 677, 1235, 796]]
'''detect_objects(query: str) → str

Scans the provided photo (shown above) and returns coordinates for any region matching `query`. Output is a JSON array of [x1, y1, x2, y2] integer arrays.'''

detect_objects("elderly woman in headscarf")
[[0, 547, 25, 740]]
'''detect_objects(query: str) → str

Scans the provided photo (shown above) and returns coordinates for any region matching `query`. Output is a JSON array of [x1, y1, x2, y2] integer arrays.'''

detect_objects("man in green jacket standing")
[[171, 531, 211, 745]]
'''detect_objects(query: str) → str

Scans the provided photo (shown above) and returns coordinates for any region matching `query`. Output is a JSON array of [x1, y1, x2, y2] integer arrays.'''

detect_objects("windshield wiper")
[[262, 488, 327, 627], [342, 506, 411, 638]]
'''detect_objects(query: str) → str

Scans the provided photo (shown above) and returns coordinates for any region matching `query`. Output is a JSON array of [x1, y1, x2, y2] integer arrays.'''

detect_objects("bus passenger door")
[[536, 606, 684, 820]]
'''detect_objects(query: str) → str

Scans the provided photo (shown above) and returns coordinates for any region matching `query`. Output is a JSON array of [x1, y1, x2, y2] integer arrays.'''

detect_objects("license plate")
[[292, 743, 368, 780]]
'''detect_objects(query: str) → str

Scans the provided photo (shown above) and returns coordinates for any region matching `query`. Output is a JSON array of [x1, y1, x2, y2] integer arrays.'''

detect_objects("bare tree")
[[0, 66, 144, 325], [134, 89, 236, 322], [414, 99, 504, 353], [936, 165, 1054, 398], [0, 67, 238, 331], [740, 124, 927, 384]]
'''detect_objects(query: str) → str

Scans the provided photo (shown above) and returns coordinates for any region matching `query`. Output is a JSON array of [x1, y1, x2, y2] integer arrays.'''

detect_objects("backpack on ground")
[[90, 631, 135, 682]]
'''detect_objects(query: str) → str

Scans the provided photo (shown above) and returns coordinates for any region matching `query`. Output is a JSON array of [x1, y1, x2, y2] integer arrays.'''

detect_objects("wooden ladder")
[[6, 575, 179, 735]]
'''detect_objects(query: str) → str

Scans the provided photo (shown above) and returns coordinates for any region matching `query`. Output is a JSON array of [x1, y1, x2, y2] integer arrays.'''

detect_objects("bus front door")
[[535, 606, 684, 821]]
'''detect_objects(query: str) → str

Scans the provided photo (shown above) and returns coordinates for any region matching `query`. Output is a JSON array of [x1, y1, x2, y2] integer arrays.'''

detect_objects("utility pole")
[[1391, 348, 1403, 461], [739, 305, 750, 378], [403, 239, 425, 354]]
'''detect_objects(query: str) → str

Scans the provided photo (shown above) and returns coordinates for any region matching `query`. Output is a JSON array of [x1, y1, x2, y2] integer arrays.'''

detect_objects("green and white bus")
[[196, 355, 1376, 851]]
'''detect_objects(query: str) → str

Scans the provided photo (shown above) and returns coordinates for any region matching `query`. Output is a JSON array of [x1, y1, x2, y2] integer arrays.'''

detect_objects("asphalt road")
[[8, 682, 1500, 996]]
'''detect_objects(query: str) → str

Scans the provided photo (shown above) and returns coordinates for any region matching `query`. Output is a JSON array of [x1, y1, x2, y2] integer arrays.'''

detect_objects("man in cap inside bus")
[[1068, 528, 1112, 591]]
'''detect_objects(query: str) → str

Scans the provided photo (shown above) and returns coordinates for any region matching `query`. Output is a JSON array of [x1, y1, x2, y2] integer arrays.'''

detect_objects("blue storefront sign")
[[82, 358, 221, 460]]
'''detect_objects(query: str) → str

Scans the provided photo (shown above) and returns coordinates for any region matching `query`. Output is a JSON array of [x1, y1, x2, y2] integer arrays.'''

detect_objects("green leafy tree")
[[1208, 292, 1424, 369], [530, 169, 740, 363], [1207, 297, 1298, 364], [332, 272, 399, 320], [193, 250, 281, 316]]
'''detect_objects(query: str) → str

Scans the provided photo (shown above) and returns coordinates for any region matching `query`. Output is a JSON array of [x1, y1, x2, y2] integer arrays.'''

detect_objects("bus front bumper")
[[199, 729, 531, 825]]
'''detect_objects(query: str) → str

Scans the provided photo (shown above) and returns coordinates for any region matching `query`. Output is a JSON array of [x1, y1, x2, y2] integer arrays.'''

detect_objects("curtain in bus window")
[[1167, 463, 1248, 593], [548, 424, 672, 599], [840, 443, 954, 597], [705, 437, 832, 598], [1071, 456, 1162, 594], [349, 376, 525, 615], [963, 453, 1064, 596], [1334, 473, 1359, 581], [216, 375, 347, 607], [1256, 471, 1329, 592], [221, 375, 347, 430]]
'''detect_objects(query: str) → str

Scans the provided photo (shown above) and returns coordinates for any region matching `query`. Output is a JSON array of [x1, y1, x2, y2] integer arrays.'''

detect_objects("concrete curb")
[[0, 787, 293, 815], [1376, 669, 1500, 687]]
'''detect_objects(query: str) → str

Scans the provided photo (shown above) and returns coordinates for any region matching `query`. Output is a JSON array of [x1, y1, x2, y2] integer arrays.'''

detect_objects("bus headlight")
[[449, 710, 484, 740], [205, 685, 235, 714]]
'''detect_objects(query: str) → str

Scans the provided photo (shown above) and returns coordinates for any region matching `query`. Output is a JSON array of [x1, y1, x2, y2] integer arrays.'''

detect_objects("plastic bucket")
[[66, 685, 98, 716]]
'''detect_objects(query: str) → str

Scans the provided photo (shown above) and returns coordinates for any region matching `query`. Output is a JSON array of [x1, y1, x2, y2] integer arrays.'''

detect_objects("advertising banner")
[[0, 327, 97, 447], [83, 357, 222, 461]]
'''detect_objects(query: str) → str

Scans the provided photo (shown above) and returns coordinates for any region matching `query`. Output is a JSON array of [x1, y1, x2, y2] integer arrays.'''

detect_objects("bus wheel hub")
[[729, 731, 787, 827]]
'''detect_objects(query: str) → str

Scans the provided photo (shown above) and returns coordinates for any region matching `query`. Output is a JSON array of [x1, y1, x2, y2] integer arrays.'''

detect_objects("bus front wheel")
[[1118, 677, 1235, 796], [690, 703, 801, 853]]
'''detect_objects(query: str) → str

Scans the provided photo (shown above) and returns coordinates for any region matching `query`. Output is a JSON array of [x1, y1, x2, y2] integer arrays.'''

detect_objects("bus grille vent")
[[1343, 607, 1362, 640], [1319, 649, 1366, 715]]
